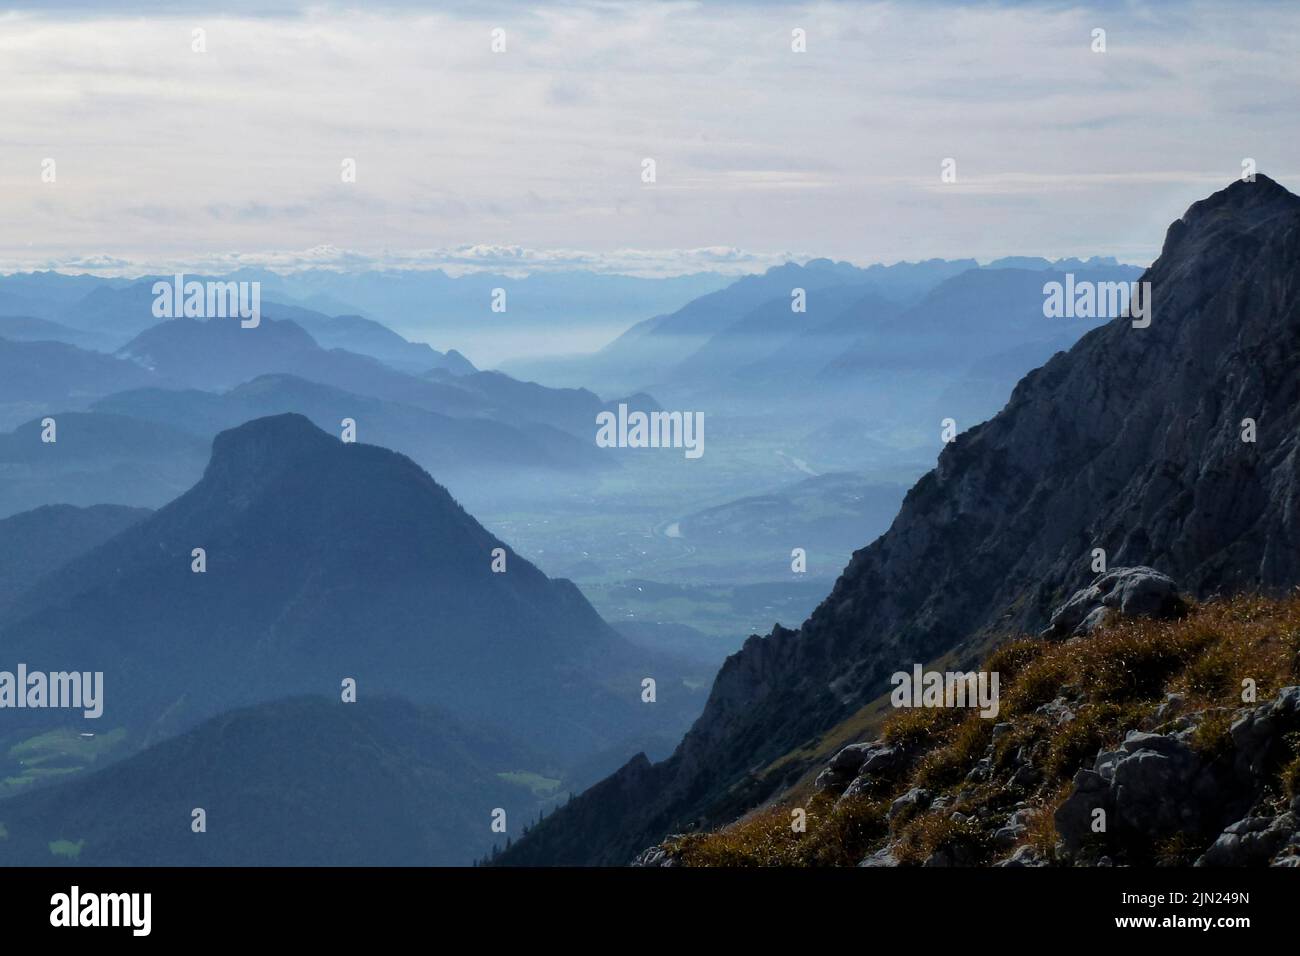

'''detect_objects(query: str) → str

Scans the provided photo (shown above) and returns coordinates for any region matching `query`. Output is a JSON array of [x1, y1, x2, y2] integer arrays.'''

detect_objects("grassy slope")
[[666, 594, 1300, 866]]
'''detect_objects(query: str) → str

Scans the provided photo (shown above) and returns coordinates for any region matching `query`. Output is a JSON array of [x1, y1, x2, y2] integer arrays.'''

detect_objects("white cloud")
[[0, 1, 1296, 274], [23, 243, 802, 278]]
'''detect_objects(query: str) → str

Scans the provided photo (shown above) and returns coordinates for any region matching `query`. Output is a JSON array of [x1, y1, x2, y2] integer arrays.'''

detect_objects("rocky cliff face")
[[499, 176, 1300, 866]]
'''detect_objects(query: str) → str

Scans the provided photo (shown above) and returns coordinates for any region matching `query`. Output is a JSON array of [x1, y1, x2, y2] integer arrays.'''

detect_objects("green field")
[[496, 771, 564, 798], [1, 727, 129, 797]]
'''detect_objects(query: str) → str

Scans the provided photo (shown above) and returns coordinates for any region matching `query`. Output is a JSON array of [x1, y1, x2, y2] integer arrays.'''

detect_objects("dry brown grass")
[[1283, 753, 1300, 800], [1189, 707, 1236, 759], [667, 593, 1300, 866], [881, 703, 965, 750], [1024, 784, 1072, 860], [893, 810, 992, 866], [664, 792, 888, 867], [1165, 594, 1300, 704], [912, 716, 994, 789]]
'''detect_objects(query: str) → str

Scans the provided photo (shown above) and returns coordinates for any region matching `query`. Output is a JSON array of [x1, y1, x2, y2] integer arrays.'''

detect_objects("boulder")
[[1054, 768, 1113, 852], [1056, 690, 1300, 860], [1110, 733, 1215, 835], [827, 741, 876, 774], [1041, 567, 1187, 639], [1035, 697, 1076, 725], [1010, 763, 1041, 789], [817, 740, 897, 792], [1198, 813, 1297, 867], [1230, 686, 1300, 778], [858, 845, 900, 867], [631, 846, 670, 867], [995, 844, 1049, 868], [887, 787, 932, 822], [1058, 730, 1239, 854], [1153, 692, 1187, 723], [993, 809, 1036, 848]]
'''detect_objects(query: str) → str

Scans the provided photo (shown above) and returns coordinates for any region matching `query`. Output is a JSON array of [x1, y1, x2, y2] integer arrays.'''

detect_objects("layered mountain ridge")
[[0, 413, 702, 765]]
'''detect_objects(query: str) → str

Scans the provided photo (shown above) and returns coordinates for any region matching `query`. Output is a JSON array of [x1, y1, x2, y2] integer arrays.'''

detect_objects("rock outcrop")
[[1040, 567, 1187, 638], [1055, 730, 1226, 853], [1200, 813, 1299, 867], [1052, 687, 1300, 865], [815, 740, 900, 793]]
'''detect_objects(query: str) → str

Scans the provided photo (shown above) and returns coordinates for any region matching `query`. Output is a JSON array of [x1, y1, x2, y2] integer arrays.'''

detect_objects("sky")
[[1, 0, 1297, 277]]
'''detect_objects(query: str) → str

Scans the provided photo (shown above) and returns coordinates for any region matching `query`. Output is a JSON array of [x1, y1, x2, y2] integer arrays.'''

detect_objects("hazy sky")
[[1, 0, 1297, 276]]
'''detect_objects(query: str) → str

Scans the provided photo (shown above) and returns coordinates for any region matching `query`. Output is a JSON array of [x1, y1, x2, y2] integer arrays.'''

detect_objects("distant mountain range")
[[503, 257, 933, 393], [110, 313, 647, 440], [117, 314, 477, 402], [495, 177, 1300, 865], [91, 374, 612, 480], [0, 306, 666, 516], [505, 257, 1140, 421], [0, 267, 729, 369], [0, 338, 154, 422], [0, 412, 211, 518], [0, 315, 119, 352], [0, 272, 132, 320], [0, 274, 474, 373], [233, 266, 732, 364]]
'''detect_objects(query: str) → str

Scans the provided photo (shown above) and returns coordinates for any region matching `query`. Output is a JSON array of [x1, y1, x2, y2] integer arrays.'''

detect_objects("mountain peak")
[[1182, 174, 1299, 223], [212, 411, 335, 455], [2, 405, 690, 764], [204, 413, 340, 498], [1159, 175, 1299, 261]]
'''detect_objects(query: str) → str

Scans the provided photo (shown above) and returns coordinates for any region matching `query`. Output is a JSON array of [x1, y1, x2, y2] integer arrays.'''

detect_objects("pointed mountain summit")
[[1, 413, 698, 763], [1172, 173, 1300, 230], [498, 176, 1300, 865]]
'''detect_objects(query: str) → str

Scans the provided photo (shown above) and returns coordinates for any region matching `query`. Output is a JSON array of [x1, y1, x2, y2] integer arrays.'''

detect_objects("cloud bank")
[[1, 1, 1296, 274]]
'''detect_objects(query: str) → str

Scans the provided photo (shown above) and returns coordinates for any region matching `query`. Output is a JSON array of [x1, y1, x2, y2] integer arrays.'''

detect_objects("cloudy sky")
[[1, 0, 1297, 276]]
